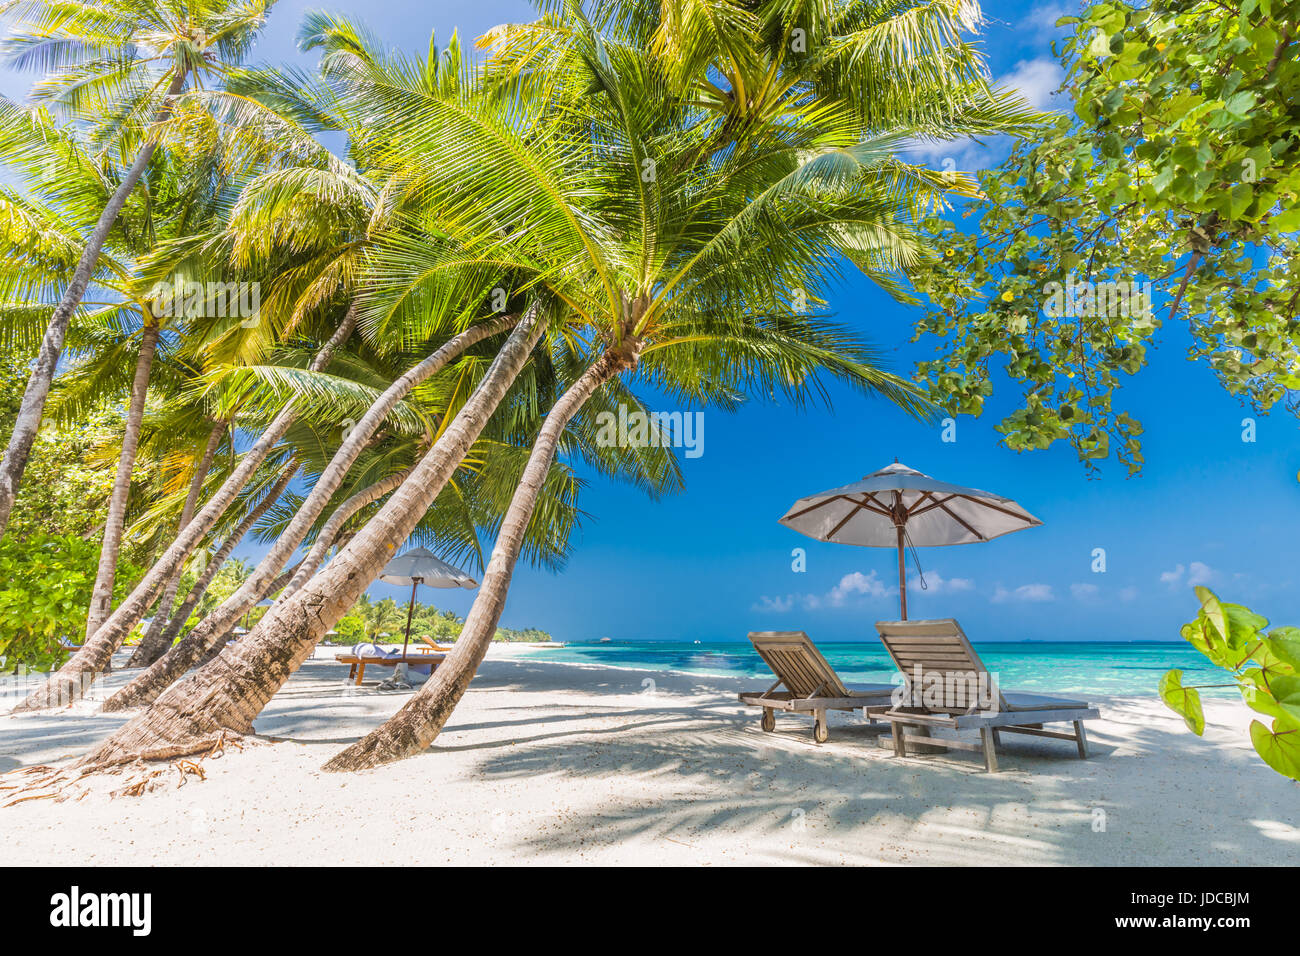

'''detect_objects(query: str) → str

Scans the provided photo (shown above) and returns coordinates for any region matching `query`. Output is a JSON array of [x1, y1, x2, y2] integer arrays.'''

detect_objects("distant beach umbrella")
[[780, 461, 1042, 619], [238, 595, 278, 631], [379, 547, 478, 656]]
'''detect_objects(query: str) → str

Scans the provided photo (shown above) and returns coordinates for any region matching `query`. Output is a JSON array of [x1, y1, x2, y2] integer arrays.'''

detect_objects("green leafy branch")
[[1160, 585, 1300, 780]]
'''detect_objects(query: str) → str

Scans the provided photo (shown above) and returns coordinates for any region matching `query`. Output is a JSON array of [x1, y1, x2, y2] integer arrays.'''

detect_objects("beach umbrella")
[[779, 461, 1042, 619], [379, 547, 477, 655], [239, 597, 276, 631]]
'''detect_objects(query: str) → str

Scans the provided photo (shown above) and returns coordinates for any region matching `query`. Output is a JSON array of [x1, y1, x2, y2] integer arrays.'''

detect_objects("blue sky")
[[5, 1, 1297, 642]]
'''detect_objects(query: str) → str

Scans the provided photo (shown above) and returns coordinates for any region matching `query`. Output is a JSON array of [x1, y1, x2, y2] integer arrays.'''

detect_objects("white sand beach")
[[1, 646, 1296, 866]]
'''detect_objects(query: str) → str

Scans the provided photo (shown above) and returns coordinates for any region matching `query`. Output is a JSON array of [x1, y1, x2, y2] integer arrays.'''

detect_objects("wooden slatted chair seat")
[[873, 619, 1099, 772], [739, 631, 895, 743]]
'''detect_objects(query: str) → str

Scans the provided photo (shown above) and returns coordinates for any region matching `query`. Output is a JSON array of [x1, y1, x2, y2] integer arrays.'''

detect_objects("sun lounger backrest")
[[875, 619, 1006, 712], [748, 631, 849, 699]]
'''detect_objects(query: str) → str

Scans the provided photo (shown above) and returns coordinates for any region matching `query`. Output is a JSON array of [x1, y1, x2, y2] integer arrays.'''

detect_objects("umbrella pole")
[[402, 580, 419, 657], [896, 525, 908, 620]]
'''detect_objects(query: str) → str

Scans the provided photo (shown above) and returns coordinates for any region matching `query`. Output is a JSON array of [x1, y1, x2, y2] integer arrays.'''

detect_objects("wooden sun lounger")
[[418, 635, 453, 653], [872, 619, 1099, 772], [335, 653, 446, 686], [739, 631, 896, 743]]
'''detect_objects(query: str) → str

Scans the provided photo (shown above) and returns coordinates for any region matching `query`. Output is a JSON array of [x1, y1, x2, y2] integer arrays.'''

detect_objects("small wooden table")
[[335, 652, 446, 686]]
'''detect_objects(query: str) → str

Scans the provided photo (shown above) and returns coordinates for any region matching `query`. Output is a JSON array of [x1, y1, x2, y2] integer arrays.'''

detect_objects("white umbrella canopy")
[[779, 462, 1042, 618], [379, 547, 477, 589], [378, 547, 477, 656]]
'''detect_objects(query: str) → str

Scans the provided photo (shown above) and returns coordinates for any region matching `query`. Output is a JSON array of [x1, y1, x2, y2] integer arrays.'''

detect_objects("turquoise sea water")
[[526, 640, 1234, 698]]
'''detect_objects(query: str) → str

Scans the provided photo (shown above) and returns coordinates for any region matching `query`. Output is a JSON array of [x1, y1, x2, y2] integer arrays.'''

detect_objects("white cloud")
[[820, 570, 892, 608], [1161, 562, 1216, 589], [903, 135, 987, 175], [903, 58, 1064, 175], [909, 571, 975, 595], [998, 57, 1064, 112], [1119, 586, 1139, 602], [992, 583, 1056, 603], [759, 568, 975, 614], [1070, 582, 1100, 601], [1026, 3, 1072, 39]]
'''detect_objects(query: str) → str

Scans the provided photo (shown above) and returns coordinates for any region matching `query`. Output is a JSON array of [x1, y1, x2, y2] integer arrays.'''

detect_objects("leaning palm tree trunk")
[[194, 559, 304, 669], [148, 483, 277, 667], [186, 473, 412, 677], [281, 466, 414, 597], [0, 71, 188, 541], [102, 458, 299, 712], [128, 419, 228, 667], [10, 308, 356, 713], [101, 460, 306, 712], [99, 314, 521, 710], [85, 320, 162, 640], [78, 310, 545, 765], [324, 348, 629, 771]]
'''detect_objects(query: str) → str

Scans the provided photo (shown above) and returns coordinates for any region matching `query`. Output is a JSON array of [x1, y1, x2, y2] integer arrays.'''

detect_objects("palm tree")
[[81, 304, 547, 763], [0, 105, 152, 638], [120, 85, 383, 664], [77, 6, 953, 769], [80, 108, 261, 640], [93, 22, 549, 708], [13, 15, 404, 707], [11, 303, 356, 713], [126, 417, 227, 665], [0, 0, 277, 538], [326, 0, 1024, 769], [354, 596, 399, 641], [100, 308, 533, 710], [136, 452, 302, 659], [0, 100, 253, 647]]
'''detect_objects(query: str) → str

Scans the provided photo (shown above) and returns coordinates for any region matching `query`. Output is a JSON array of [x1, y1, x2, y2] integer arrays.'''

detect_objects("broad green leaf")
[[1266, 626, 1300, 668], [1183, 616, 1247, 670], [1180, 618, 1213, 658], [1249, 717, 1300, 782], [1268, 204, 1300, 231], [1195, 586, 1229, 646], [1223, 602, 1268, 641], [1266, 674, 1300, 721], [1246, 639, 1296, 679], [1223, 91, 1256, 119], [1160, 669, 1205, 735], [1241, 681, 1288, 720]]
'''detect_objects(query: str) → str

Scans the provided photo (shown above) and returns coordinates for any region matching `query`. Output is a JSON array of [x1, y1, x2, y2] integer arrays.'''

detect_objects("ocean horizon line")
[[560, 638, 1193, 645]]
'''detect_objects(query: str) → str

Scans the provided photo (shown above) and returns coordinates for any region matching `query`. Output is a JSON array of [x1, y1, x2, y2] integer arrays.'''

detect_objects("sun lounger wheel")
[[812, 714, 829, 743], [760, 709, 775, 732]]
